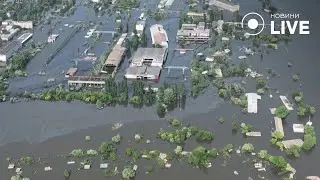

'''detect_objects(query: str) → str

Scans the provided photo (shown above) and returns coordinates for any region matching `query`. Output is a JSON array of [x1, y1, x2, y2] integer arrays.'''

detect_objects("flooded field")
[[1, 0, 320, 179]]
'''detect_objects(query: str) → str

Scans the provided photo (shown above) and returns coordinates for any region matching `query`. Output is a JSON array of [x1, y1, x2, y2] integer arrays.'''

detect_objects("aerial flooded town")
[[0, 0, 319, 179]]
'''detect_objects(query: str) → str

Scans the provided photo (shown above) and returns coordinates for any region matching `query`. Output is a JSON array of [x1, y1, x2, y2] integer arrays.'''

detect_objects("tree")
[[271, 131, 284, 144], [64, 169, 71, 179], [292, 74, 299, 82], [241, 143, 254, 153], [187, 146, 210, 167], [257, 88, 264, 95], [232, 121, 239, 132], [286, 145, 301, 157], [112, 134, 121, 143], [140, 30, 147, 47], [268, 156, 289, 173], [195, 130, 214, 142], [156, 103, 166, 117], [258, 150, 269, 159], [256, 77, 266, 88], [168, 119, 181, 127], [163, 88, 176, 109], [302, 134, 316, 151], [122, 167, 135, 179], [275, 105, 289, 118], [11, 175, 22, 180]]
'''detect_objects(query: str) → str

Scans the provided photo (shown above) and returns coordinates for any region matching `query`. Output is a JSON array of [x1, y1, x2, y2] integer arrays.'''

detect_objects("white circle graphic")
[[241, 12, 265, 36], [248, 19, 259, 29]]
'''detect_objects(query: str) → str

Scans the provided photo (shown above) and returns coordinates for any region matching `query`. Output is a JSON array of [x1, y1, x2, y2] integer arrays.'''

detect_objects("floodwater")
[[1, 0, 320, 179]]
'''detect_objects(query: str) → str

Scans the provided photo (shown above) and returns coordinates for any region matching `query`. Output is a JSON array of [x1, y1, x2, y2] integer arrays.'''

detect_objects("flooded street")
[[1, 0, 320, 179]]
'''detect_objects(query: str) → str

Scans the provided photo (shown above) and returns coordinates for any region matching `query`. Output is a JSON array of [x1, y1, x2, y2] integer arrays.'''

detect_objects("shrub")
[[168, 119, 182, 127]]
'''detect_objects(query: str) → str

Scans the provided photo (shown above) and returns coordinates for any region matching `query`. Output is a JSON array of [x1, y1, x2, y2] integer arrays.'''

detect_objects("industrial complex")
[[125, 48, 168, 81]]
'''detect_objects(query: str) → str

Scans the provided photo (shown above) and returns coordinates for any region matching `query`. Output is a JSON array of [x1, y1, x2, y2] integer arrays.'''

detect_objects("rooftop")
[[274, 117, 284, 136], [187, 12, 206, 17], [282, 139, 304, 149], [150, 24, 168, 47], [209, 0, 240, 12], [0, 40, 21, 54], [245, 93, 261, 114], [104, 33, 127, 67], [126, 66, 161, 77], [177, 22, 210, 38], [131, 48, 167, 67], [105, 47, 126, 66]]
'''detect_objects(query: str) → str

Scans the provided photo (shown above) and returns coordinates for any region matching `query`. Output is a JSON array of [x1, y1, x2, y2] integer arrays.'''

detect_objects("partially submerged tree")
[[241, 143, 254, 153], [122, 166, 135, 179], [286, 145, 301, 158], [275, 106, 289, 118]]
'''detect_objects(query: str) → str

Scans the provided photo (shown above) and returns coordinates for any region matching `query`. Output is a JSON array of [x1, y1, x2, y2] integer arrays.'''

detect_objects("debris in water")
[[288, 62, 293, 67], [234, 171, 239, 175], [44, 166, 52, 171], [112, 123, 123, 130]]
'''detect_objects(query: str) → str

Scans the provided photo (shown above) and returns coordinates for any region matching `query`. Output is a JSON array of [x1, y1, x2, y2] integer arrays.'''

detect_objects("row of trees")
[[24, 78, 186, 117]]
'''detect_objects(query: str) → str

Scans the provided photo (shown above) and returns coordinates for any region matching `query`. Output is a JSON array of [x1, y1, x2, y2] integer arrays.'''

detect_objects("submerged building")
[[125, 48, 168, 81], [176, 22, 210, 43], [101, 33, 127, 76], [209, 0, 240, 12], [150, 24, 168, 48], [209, 0, 240, 21], [0, 40, 22, 63]]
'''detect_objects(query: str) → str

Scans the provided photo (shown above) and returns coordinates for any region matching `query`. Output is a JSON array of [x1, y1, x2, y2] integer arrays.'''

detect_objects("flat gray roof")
[[0, 40, 21, 54], [131, 48, 167, 66]]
